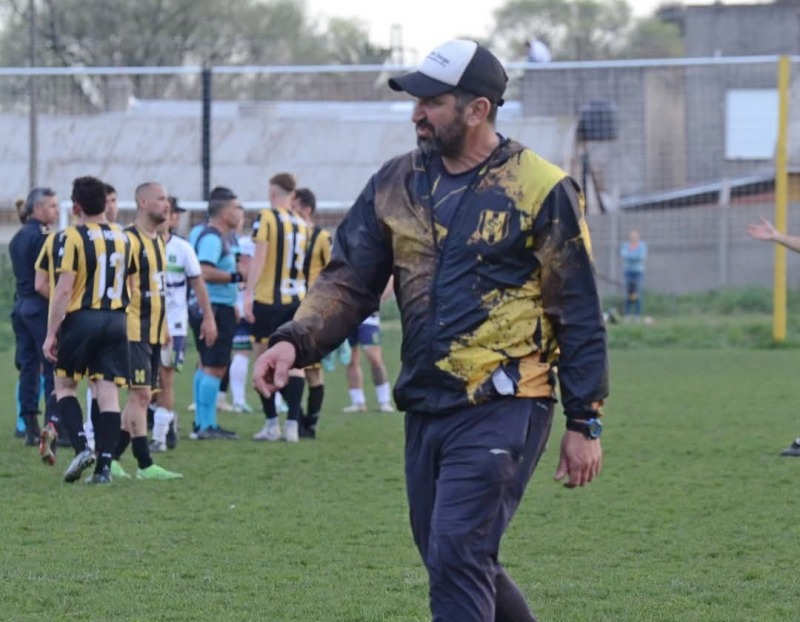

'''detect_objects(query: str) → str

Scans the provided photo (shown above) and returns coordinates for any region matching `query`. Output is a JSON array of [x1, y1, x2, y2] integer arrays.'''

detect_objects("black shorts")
[[252, 301, 300, 343], [129, 341, 161, 391], [191, 303, 236, 369], [56, 309, 129, 386]]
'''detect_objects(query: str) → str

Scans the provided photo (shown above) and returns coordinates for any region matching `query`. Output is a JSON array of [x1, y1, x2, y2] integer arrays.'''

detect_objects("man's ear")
[[465, 97, 491, 126]]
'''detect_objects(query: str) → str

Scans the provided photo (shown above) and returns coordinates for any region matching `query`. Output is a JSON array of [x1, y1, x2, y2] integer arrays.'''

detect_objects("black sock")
[[281, 376, 305, 422], [57, 396, 87, 454], [95, 412, 121, 473], [115, 429, 131, 460], [220, 368, 229, 393], [259, 392, 277, 419], [45, 393, 59, 426], [91, 399, 100, 435], [147, 402, 156, 431], [306, 385, 324, 429], [131, 436, 154, 470]]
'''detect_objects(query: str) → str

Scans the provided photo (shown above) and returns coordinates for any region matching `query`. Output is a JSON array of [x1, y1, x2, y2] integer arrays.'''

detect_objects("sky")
[[306, 0, 670, 63]]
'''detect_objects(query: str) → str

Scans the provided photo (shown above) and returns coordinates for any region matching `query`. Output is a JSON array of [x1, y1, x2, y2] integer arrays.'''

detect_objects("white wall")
[[0, 105, 576, 204]]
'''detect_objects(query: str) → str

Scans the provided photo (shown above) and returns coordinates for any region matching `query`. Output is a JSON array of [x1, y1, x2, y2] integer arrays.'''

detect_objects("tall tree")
[[0, 0, 391, 110], [0, 0, 388, 66], [619, 18, 683, 59], [492, 0, 632, 60], [492, 0, 687, 61]]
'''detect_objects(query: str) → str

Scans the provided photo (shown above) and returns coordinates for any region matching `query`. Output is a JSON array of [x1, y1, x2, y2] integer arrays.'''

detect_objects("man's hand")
[[554, 431, 602, 488], [746, 217, 779, 242], [253, 341, 297, 397], [243, 293, 255, 324], [43, 333, 58, 363], [200, 315, 218, 347]]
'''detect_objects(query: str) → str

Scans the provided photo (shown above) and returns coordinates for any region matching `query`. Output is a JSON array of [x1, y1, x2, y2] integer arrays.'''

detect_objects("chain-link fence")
[[0, 57, 794, 295]]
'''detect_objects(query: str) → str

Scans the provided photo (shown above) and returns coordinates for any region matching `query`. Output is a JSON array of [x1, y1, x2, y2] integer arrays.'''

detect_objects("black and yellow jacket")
[[271, 138, 608, 417]]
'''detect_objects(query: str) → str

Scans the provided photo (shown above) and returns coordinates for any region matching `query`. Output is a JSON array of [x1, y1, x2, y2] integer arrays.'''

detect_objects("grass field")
[[2, 320, 800, 621]]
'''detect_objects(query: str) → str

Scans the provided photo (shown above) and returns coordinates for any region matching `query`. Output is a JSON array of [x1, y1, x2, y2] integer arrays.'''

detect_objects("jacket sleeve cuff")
[[564, 401, 604, 420]]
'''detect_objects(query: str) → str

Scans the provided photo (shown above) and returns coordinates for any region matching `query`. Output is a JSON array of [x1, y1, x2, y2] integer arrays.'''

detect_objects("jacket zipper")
[[424, 160, 494, 375]]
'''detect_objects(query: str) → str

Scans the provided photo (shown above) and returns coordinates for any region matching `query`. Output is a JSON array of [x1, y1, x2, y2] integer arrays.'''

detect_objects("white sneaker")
[[284, 420, 299, 443], [216, 397, 235, 413], [253, 420, 281, 441], [233, 402, 253, 414], [378, 402, 395, 413], [149, 439, 167, 453], [342, 403, 367, 413]]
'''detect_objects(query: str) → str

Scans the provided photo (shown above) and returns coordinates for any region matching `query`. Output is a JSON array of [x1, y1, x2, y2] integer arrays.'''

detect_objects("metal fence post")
[[718, 178, 730, 288], [28, 0, 37, 189], [201, 66, 212, 201]]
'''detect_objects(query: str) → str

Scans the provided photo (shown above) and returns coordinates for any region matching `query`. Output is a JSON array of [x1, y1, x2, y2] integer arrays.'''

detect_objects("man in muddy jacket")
[[254, 39, 609, 622]]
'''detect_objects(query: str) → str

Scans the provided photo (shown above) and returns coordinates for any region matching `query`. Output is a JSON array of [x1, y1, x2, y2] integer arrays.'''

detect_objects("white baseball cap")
[[389, 39, 508, 106]]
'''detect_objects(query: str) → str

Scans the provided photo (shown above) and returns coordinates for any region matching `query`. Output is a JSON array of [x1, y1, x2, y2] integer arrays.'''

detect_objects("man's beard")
[[150, 211, 167, 225], [416, 115, 467, 158]]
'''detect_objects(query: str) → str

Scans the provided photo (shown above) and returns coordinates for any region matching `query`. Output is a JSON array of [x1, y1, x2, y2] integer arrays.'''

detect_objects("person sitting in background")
[[526, 36, 552, 63], [620, 229, 647, 319]]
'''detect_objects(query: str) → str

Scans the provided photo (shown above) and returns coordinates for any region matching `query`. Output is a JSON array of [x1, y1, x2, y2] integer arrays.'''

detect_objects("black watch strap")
[[566, 417, 602, 439]]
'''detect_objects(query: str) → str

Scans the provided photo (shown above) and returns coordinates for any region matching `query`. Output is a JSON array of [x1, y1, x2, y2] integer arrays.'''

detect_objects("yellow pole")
[[774, 55, 790, 342]]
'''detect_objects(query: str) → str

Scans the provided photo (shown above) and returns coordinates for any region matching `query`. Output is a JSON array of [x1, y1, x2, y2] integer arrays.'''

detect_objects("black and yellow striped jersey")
[[303, 225, 332, 287], [126, 225, 167, 345], [56, 223, 131, 314], [35, 230, 64, 296], [251, 207, 308, 305]]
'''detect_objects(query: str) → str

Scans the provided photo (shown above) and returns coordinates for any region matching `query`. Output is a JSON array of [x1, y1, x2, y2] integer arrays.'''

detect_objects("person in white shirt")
[[229, 233, 256, 413], [526, 37, 552, 63], [342, 279, 396, 414], [151, 197, 217, 451]]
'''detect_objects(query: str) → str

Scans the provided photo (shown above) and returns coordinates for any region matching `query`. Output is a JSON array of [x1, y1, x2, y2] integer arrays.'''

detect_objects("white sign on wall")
[[725, 89, 778, 160]]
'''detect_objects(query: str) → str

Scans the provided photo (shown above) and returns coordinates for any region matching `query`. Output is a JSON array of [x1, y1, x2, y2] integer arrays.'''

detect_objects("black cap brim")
[[388, 71, 454, 98]]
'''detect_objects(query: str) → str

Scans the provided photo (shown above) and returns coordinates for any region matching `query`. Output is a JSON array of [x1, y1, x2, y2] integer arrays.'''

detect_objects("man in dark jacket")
[[9, 187, 59, 457], [254, 39, 609, 622]]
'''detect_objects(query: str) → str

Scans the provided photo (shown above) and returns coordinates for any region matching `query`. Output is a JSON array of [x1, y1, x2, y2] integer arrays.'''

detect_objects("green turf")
[[1, 325, 800, 621]]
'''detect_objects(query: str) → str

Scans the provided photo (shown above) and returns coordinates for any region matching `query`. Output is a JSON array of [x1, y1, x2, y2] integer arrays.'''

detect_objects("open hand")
[[746, 217, 778, 242]]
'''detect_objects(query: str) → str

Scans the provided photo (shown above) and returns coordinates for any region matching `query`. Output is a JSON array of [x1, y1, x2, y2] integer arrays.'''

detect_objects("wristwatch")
[[566, 417, 603, 440]]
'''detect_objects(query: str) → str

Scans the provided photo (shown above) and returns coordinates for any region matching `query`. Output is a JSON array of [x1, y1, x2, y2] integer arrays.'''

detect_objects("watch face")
[[587, 419, 603, 439]]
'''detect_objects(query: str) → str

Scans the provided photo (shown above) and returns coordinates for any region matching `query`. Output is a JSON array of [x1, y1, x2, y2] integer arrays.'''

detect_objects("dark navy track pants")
[[405, 397, 554, 622], [12, 300, 54, 418]]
